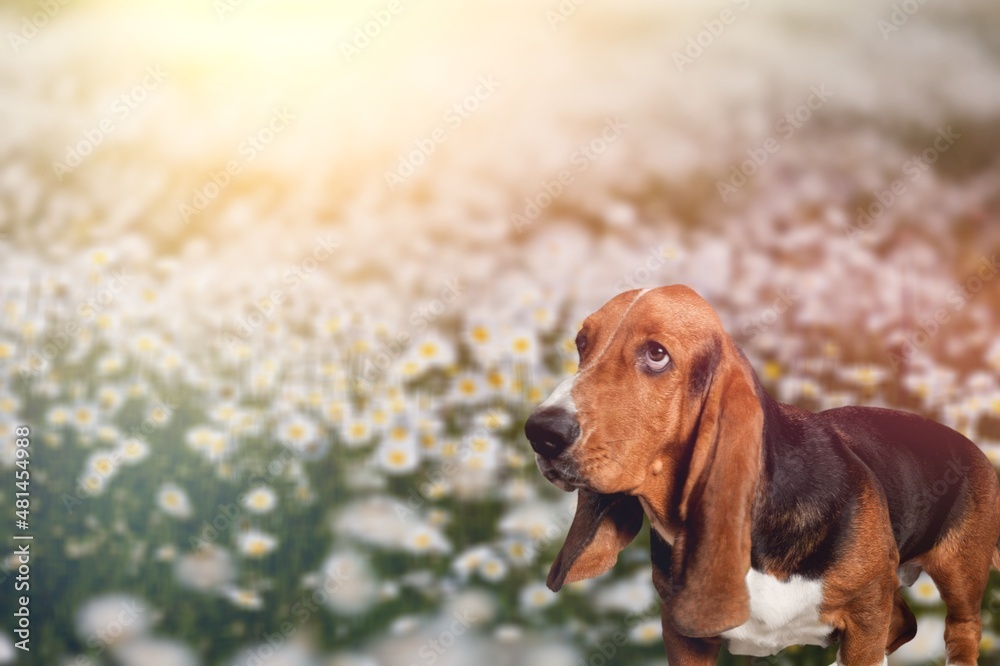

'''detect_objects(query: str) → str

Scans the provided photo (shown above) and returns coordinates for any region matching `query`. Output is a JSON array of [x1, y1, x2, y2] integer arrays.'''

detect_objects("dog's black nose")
[[525, 408, 579, 459]]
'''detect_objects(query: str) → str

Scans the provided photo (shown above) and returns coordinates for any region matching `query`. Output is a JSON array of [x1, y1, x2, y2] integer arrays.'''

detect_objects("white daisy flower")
[[174, 546, 236, 592], [74, 594, 150, 646], [241, 486, 278, 514], [223, 586, 263, 610], [403, 523, 451, 555], [157, 483, 192, 519], [629, 618, 662, 644], [119, 437, 150, 465], [905, 572, 941, 606], [376, 434, 419, 475], [519, 582, 556, 612], [237, 529, 278, 558], [479, 554, 509, 582]]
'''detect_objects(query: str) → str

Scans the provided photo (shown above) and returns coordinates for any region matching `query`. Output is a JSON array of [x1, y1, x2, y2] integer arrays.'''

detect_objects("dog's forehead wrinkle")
[[578, 289, 650, 377]]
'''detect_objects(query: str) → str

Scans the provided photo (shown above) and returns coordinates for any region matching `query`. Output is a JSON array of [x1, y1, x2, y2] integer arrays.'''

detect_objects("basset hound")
[[524, 285, 1000, 665]]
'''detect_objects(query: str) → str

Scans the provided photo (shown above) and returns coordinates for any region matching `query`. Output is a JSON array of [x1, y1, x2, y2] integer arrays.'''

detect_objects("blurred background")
[[1, 0, 1000, 664]]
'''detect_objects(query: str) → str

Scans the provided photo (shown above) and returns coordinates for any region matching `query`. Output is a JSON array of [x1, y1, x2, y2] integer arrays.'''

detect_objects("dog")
[[524, 285, 1000, 665]]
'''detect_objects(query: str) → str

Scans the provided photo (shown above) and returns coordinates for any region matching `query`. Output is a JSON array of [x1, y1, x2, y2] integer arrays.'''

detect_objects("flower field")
[[2, 1, 1000, 665]]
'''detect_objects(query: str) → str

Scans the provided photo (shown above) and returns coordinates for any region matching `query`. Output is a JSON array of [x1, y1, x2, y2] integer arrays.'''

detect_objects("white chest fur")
[[721, 570, 835, 657]]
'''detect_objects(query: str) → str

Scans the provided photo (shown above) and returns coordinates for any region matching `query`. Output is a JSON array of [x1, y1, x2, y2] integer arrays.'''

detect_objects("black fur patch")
[[688, 334, 721, 398]]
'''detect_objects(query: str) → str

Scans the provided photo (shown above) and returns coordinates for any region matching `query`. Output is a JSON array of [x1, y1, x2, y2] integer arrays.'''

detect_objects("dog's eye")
[[575, 332, 587, 358], [642, 341, 670, 372]]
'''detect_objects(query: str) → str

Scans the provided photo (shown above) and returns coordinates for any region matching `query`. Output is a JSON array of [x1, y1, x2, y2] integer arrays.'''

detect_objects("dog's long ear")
[[670, 343, 763, 637], [547, 490, 643, 591]]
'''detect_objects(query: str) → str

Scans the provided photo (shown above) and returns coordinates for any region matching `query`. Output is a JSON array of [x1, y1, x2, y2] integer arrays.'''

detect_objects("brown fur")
[[534, 285, 1000, 665]]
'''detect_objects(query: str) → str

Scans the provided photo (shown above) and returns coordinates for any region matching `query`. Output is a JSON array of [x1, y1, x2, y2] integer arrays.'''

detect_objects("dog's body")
[[524, 286, 1000, 665]]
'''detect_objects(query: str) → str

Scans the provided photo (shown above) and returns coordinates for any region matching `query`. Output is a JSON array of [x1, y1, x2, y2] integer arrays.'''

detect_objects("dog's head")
[[524, 285, 763, 637]]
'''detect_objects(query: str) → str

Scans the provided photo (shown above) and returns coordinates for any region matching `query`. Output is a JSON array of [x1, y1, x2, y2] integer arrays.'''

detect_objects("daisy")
[[319, 551, 378, 615], [115, 638, 199, 666], [118, 437, 150, 465], [376, 435, 419, 475], [403, 523, 450, 554], [477, 408, 512, 431], [323, 399, 348, 425], [506, 328, 540, 366], [0, 394, 20, 417], [629, 618, 663, 644], [77, 471, 109, 497], [838, 364, 888, 390], [595, 569, 656, 614], [464, 320, 499, 365], [209, 402, 239, 427], [146, 401, 172, 427], [452, 545, 494, 580], [46, 405, 69, 427], [479, 554, 508, 582], [451, 371, 483, 404], [223, 587, 264, 610], [502, 538, 536, 567], [174, 545, 236, 592], [519, 582, 556, 612], [906, 572, 941, 606], [74, 594, 150, 646], [71, 403, 99, 432], [409, 333, 456, 369], [278, 414, 327, 460], [241, 485, 278, 514], [95, 424, 119, 446], [237, 529, 278, 558], [419, 478, 451, 500], [341, 416, 372, 448], [157, 483, 193, 519], [85, 450, 120, 481]]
